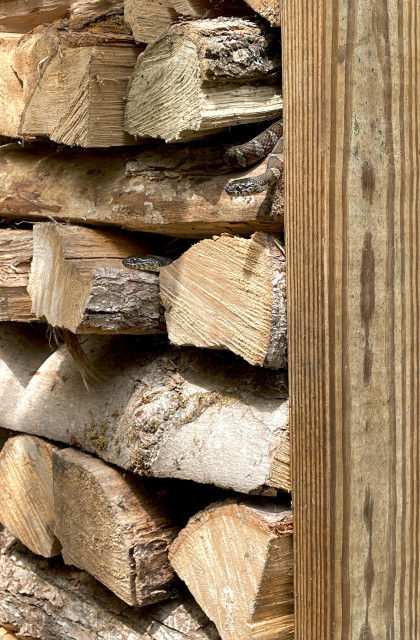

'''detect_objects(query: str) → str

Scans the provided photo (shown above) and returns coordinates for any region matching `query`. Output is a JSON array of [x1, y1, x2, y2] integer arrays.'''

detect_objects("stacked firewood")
[[0, 1, 289, 639]]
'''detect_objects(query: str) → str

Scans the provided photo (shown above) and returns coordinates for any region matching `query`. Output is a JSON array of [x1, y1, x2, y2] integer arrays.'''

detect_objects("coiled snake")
[[224, 120, 283, 197]]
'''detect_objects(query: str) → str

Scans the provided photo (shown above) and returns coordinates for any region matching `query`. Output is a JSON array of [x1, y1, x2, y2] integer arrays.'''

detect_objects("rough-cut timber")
[[0, 528, 221, 640], [69, 0, 129, 34], [53, 448, 179, 606], [243, 0, 280, 26], [0, 1, 70, 32], [124, 18, 282, 142], [0, 34, 24, 138], [0, 229, 35, 322], [124, 0, 252, 44], [0, 435, 61, 558], [170, 499, 294, 640], [0, 143, 283, 237], [13, 26, 142, 147], [0, 324, 290, 493], [283, 0, 420, 638], [28, 223, 165, 333], [160, 233, 286, 369]]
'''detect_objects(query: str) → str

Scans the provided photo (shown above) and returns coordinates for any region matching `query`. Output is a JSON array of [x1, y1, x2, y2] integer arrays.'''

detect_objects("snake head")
[[225, 177, 266, 197]]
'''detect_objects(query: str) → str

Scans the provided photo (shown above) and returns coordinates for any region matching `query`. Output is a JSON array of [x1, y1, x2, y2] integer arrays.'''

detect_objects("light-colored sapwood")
[[69, 0, 128, 33], [243, 0, 280, 26], [0, 324, 290, 493], [124, 0, 252, 44], [160, 233, 287, 369], [0, 143, 283, 237], [0, 0, 70, 32], [0, 435, 61, 557], [13, 26, 142, 146], [28, 223, 165, 333], [53, 447, 179, 606], [0, 34, 24, 138], [124, 18, 282, 142], [169, 499, 294, 640], [0, 229, 35, 322], [0, 528, 221, 640]]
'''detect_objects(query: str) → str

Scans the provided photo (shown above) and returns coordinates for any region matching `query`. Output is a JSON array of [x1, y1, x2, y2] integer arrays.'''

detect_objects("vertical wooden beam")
[[283, 0, 419, 638]]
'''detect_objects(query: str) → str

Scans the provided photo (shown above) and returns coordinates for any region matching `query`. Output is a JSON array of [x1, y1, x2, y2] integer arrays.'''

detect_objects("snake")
[[122, 255, 174, 272], [224, 120, 284, 197]]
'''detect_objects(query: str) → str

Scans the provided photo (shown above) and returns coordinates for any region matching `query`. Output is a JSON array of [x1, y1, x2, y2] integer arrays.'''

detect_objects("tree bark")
[[0, 435, 61, 558], [12, 26, 142, 147], [0, 142, 283, 237], [53, 447, 181, 606], [124, 18, 282, 142], [0, 229, 35, 322], [0, 323, 290, 493], [169, 498, 294, 640], [0, 34, 24, 139], [160, 232, 287, 369], [124, 0, 252, 44], [28, 223, 165, 333], [0, 528, 221, 640], [0, 0, 70, 32], [69, 0, 130, 34]]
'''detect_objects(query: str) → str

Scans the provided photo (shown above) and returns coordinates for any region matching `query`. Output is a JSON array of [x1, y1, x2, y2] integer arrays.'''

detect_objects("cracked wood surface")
[[0, 323, 290, 493]]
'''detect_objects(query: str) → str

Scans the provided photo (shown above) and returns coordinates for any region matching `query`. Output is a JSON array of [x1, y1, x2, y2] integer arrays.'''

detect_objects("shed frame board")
[[282, 0, 419, 638]]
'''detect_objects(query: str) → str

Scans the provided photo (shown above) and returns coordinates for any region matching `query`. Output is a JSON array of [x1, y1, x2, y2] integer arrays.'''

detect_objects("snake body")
[[224, 120, 284, 197], [122, 255, 174, 272]]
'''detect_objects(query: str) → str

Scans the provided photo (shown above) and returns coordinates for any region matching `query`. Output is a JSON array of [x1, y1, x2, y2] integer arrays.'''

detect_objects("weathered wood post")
[[283, 1, 419, 638]]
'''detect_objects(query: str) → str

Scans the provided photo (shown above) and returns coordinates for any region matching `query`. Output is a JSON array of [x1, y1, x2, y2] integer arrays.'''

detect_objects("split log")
[[0, 435, 61, 557], [28, 223, 165, 333], [242, 0, 280, 26], [0, 627, 19, 640], [0, 1, 70, 32], [13, 27, 142, 147], [69, 0, 130, 34], [169, 499, 294, 640], [0, 142, 283, 237], [0, 323, 290, 493], [0, 529, 221, 640], [124, 0, 252, 45], [160, 233, 287, 369], [0, 34, 24, 139], [53, 447, 180, 606], [124, 18, 282, 142], [0, 229, 35, 322]]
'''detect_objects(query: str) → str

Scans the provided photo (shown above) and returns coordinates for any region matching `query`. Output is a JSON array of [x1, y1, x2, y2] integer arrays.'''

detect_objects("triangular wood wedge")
[[53, 447, 180, 606], [0, 434, 61, 557], [0, 1, 70, 33], [124, 18, 282, 142], [28, 223, 165, 333], [160, 233, 287, 368], [13, 26, 143, 147], [169, 499, 294, 640]]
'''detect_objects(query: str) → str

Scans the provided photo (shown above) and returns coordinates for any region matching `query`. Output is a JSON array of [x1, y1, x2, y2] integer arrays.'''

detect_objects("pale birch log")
[[53, 448, 180, 606], [169, 499, 294, 640], [124, 18, 282, 142], [0, 528, 221, 640], [0, 34, 24, 139], [160, 233, 286, 369], [0, 142, 283, 237], [0, 1, 70, 32], [0, 229, 35, 322], [0, 435, 61, 557], [0, 323, 290, 493], [12, 26, 142, 147], [124, 0, 252, 45], [28, 223, 165, 333]]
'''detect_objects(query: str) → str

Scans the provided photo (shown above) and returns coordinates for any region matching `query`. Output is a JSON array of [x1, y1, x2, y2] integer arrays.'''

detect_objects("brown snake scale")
[[224, 120, 284, 196]]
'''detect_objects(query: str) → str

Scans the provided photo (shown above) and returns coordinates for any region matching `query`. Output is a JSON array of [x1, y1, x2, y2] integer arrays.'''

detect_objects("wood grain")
[[283, 0, 420, 638]]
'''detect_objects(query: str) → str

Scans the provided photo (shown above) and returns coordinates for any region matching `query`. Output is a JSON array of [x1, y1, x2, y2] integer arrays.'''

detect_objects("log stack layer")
[[0, 1, 288, 639]]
